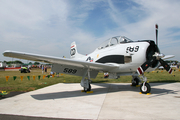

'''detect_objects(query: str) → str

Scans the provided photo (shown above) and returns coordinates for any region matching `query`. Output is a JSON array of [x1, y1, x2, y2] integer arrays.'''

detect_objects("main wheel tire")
[[132, 78, 139, 86], [140, 83, 151, 94], [84, 84, 91, 92], [87, 84, 91, 91]]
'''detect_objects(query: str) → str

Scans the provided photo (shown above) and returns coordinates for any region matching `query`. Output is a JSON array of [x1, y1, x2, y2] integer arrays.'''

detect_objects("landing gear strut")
[[80, 69, 92, 92], [139, 74, 151, 94], [131, 76, 140, 86], [81, 78, 91, 92]]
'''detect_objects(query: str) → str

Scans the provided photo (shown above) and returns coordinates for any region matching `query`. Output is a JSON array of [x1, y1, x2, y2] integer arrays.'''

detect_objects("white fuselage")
[[72, 41, 157, 75]]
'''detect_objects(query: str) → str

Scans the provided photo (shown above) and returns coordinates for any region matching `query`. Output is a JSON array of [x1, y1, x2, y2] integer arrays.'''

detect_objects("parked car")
[[19, 67, 30, 73]]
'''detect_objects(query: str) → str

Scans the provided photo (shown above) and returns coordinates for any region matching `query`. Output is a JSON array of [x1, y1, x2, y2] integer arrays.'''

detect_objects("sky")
[[0, 0, 180, 63]]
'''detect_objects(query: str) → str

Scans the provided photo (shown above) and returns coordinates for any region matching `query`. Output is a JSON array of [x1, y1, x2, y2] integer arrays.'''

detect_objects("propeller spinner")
[[137, 24, 173, 75]]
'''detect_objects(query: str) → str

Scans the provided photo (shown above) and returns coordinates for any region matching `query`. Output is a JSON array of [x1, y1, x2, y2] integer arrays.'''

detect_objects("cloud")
[[0, 0, 180, 62], [104, 0, 180, 57]]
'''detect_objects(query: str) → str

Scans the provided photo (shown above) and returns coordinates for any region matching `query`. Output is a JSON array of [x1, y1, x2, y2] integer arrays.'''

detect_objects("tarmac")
[[0, 83, 180, 120]]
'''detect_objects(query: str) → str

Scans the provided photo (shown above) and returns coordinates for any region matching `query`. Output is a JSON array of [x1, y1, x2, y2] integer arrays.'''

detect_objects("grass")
[[0, 68, 180, 92], [144, 69, 180, 82]]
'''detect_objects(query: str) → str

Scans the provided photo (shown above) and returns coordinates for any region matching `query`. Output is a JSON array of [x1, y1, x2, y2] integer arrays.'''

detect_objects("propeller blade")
[[137, 59, 154, 75], [159, 58, 173, 74], [155, 24, 158, 46], [137, 24, 173, 75]]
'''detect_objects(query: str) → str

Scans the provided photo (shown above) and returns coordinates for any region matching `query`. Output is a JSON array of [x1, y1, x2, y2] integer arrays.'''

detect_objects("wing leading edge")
[[3, 50, 118, 71]]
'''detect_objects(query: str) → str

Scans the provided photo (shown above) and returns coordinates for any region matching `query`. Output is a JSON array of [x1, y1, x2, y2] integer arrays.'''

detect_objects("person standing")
[[42, 65, 44, 74], [45, 66, 47, 73], [104, 72, 109, 78]]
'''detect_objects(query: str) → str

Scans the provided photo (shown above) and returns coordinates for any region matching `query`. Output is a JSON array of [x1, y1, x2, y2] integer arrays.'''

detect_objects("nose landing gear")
[[139, 74, 151, 94], [132, 74, 151, 94]]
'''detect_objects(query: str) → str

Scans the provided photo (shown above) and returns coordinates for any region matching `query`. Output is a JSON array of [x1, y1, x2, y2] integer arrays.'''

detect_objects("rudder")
[[70, 42, 85, 59]]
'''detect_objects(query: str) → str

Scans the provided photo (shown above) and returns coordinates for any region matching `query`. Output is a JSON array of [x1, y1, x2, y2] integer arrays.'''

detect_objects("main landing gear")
[[132, 74, 151, 94], [80, 69, 92, 92], [81, 78, 91, 92], [131, 75, 140, 86]]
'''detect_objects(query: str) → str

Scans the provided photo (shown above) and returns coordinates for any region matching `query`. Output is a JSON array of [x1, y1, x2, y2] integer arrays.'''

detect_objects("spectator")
[[42, 65, 44, 74], [45, 66, 47, 73], [104, 72, 109, 78]]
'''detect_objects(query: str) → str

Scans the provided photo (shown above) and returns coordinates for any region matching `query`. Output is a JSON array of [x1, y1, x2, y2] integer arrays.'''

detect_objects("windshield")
[[98, 39, 110, 49], [117, 36, 133, 43], [98, 36, 133, 50]]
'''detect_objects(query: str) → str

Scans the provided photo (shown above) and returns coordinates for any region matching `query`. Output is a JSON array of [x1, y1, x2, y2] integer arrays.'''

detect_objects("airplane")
[[3, 24, 174, 94]]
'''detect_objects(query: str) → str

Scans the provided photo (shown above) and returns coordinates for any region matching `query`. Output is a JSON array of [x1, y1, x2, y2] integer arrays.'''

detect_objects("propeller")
[[155, 24, 158, 46], [137, 24, 173, 75]]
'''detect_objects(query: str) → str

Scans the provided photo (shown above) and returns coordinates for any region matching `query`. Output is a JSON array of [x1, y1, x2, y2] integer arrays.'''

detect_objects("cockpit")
[[98, 36, 133, 50]]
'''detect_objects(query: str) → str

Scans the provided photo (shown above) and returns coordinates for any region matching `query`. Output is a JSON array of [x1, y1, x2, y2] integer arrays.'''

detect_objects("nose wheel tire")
[[140, 83, 151, 94]]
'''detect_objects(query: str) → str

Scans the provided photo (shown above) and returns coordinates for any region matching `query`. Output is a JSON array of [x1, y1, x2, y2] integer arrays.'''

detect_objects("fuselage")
[[72, 36, 159, 75]]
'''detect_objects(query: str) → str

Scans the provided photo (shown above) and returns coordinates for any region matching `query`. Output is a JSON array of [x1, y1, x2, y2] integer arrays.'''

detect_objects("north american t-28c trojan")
[[3, 24, 174, 94]]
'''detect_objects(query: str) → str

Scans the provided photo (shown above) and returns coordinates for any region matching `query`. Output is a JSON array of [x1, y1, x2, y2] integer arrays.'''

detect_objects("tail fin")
[[70, 42, 85, 59]]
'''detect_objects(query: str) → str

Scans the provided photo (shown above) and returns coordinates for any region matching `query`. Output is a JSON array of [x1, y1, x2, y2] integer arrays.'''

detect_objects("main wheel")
[[84, 84, 91, 92], [140, 83, 151, 94], [132, 78, 139, 86]]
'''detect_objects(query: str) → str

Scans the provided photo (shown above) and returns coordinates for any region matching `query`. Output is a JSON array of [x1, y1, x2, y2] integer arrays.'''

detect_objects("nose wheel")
[[140, 82, 151, 94], [139, 74, 151, 94]]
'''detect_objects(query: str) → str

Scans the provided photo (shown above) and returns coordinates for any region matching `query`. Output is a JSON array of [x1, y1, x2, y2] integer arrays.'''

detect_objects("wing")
[[3, 50, 118, 71]]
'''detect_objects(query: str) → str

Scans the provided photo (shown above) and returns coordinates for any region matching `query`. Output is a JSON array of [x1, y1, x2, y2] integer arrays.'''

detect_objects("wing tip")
[[3, 50, 11, 56]]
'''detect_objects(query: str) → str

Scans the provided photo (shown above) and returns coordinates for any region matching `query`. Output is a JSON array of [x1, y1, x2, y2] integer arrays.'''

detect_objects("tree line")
[[1, 60, 179, 65], [2, 60, 40, 65]]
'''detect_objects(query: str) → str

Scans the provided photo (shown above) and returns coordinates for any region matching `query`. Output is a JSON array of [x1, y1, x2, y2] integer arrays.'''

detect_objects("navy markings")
[[63, 68, 77, 74], [126, 46, 139, 53], [86, 57, 93, 62], [70, 48, 76, 56]]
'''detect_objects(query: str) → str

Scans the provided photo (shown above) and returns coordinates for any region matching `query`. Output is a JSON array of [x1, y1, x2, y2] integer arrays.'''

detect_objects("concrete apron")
[[0, 83, 180, 119]]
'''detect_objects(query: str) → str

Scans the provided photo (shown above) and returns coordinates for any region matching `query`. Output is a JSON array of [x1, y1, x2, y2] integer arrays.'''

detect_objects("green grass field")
[[0, 68, 180, 92]]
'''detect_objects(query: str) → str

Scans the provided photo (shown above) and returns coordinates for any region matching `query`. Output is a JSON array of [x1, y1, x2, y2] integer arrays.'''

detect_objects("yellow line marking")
[[86, 91, 93, 94]]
